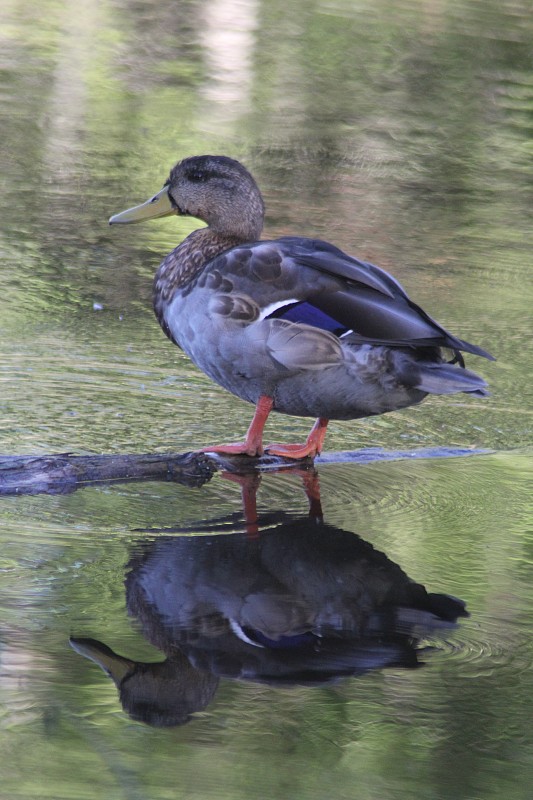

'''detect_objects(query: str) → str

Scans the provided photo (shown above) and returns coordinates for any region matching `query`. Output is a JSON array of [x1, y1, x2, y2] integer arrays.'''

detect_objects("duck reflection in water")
[[71, 470, 468, 727]]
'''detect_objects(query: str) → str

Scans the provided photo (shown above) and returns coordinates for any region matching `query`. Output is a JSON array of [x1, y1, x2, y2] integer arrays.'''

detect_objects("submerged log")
[[0, 450, 319, 496], [0, 451, 218, 496], [0, 446, 488, 497]]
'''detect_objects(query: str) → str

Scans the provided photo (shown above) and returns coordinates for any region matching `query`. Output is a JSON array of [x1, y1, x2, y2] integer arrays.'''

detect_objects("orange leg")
[[199, 395, 273, 457], [301, 469, 324, 520], [265, 417, 329, 460]]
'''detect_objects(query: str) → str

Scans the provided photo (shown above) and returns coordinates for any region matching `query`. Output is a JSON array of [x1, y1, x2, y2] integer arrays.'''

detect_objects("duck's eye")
[[188, 170, 208, 183]]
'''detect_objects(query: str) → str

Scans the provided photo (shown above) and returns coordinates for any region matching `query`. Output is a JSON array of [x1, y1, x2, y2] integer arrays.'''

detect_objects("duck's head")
[[109, 155, 265, 241]]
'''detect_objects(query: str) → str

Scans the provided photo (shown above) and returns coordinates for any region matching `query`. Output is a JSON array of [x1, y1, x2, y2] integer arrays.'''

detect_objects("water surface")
[[1, 1, 533, 798]]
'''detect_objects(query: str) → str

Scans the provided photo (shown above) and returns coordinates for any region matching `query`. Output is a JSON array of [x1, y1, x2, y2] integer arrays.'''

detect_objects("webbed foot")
[[265, 417, 329, 460]]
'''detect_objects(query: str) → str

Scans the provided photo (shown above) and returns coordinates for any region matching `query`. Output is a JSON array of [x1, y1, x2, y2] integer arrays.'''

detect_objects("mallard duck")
[[110, 155, 493, 458]]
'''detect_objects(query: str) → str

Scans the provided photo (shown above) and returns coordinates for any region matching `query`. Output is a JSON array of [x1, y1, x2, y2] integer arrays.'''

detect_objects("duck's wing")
[[265, 237, 495, 360]]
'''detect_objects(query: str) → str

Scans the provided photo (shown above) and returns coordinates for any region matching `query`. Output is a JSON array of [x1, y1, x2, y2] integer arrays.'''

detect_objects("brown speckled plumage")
[[153, 228, 242, 341]]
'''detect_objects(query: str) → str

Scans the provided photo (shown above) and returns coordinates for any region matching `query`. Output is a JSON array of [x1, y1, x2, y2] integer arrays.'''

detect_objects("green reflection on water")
[[1, 453, 533, 800]]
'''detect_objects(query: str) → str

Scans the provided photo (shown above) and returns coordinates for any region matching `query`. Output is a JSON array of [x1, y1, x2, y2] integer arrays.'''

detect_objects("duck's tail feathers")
[[450, 336, 495, 362], [416, 362, 490, 397]]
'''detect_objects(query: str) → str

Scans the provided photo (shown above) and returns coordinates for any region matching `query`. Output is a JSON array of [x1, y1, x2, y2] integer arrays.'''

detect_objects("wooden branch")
[[0, 451, 218, 496], [0, 446, 488, 497]]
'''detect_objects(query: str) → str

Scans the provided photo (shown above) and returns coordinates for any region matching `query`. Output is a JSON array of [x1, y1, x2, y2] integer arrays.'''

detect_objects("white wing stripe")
[[257, 299, 299, 322]]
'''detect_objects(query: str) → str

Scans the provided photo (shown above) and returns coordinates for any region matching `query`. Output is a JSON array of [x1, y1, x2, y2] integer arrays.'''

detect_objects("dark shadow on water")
[[70, 469, 468, 728]]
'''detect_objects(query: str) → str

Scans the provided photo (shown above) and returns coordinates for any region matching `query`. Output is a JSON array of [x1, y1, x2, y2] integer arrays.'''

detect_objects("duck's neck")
[[153, 227, 246, 314]]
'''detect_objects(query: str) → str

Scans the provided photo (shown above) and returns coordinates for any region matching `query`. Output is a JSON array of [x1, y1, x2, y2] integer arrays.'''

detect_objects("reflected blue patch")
[[242, 627, 317, 649]]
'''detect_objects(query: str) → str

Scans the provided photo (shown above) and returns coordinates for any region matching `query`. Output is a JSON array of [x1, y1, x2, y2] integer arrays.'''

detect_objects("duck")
[[109, 155, 493, 458]]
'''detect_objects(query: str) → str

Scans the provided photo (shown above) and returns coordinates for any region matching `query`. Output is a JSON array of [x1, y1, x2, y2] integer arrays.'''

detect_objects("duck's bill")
[[70, 637, 134, 683], [109, 186, 177, 224]]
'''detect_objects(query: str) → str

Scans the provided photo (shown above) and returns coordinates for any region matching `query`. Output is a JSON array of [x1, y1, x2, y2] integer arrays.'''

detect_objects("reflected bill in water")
[[70, 470, 468, 728]]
